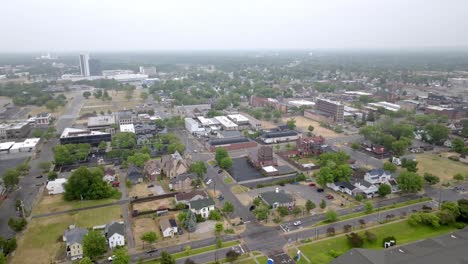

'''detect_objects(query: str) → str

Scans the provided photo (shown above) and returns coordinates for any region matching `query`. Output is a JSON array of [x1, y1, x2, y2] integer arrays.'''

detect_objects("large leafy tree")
[[113, 247, 130, 264], [127, 153, 150, 167], [83, 230, 107, 259], [425, 124, 449, 145], [112, 132, 137, 149], [316, 167, 334, 187], [64, 167, 115, 201], [3, 169, 20, 191], [397, 171, 423, 193], [219, 156, 233, 170], [189, 161, 207, 177], [378, 184, 391, 198], [215, 147, 229, 165], [140, 231, 158, 248], [160, 251, 176, 264]]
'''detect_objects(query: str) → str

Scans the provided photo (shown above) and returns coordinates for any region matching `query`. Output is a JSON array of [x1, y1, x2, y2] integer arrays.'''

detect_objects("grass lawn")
[[224, 174, 234, 184], [32, 193, 119, 215], [293, 220, 457, 264], [144, 241, 240, 263], [416, 153, 468, 182], [311, 197, 431, 227], [231, 185, 250, 194], [12, 206, 122, 264]]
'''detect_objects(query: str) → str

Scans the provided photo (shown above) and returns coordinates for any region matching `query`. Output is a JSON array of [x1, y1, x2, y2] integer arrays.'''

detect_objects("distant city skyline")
[[2, 0, 468, 52]]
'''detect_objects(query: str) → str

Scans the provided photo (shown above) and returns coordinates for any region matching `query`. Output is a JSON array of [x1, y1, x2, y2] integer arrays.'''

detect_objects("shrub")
[[347, 232, 364, 247], [226, 250, 240, 262], [208, 210, 222, 221], [8, 217, 27, 232], [355, 193, 364, 202], [325, 210, 338, 223], [365, 231, 377, 243], [343, 224, 352, 233], [326, 227, 335, 236], [327, 249, 342, 258], [454, 222, 466, 229], [423, 173, 440, 185], [277, 206, 289, 217]]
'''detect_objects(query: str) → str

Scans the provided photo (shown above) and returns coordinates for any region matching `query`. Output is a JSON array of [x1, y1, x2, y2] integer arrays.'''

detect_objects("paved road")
[[0, 92, 85, 238], [326, 135, 384, 169], [118, 169, 136, 250]]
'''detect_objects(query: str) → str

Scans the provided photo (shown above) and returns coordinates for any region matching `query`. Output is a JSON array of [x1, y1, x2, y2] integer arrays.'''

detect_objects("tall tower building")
[[88, 59, 102, 76], [79, 53, 90, 77]]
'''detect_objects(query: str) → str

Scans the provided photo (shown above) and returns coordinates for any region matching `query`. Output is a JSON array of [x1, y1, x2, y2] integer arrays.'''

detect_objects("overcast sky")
[[2, 0, 468, 52]]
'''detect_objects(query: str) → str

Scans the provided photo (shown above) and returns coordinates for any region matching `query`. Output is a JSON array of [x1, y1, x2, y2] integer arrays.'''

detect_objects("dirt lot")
[[133, 217, 160, 248], [32, 193, 119, 215], [129, 183, 155, 198], [416, 152, 468, 182], [13, 206, 122, 264], [283, 116, 340, 138], [132, 198, 174, 212], [240, 112, 277, 129], [79, 90, 146, 116]]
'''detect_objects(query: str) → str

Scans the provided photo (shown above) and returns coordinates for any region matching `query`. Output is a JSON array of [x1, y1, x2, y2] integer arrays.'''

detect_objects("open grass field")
[[415, 153, 468, 182], [12, 206, 122, 264], [32, 193, 119, 215], [291, 220, 457, 264], [80, 90, 146, 116], [285, 116, 340, 138]]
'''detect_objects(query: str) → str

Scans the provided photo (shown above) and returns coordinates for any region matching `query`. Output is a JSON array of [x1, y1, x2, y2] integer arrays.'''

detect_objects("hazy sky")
[[2, 0, 468, 52]]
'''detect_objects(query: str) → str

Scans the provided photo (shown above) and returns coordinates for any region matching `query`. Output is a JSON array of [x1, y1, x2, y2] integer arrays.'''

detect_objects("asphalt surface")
[[0, 92, 85, 238]]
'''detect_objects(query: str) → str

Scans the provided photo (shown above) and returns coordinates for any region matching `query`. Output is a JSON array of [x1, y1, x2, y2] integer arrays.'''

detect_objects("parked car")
[[293, 221, 302, 226], [218, 195, 224, 201], [218, 169, 223, 174], [108, 255, 115, 261], [146, 249, 158, 254], [147, 184, 154, 188], [308, 183, 316, 187], [317, 188, 324, 192], [205, 178, 213, 185], [35, 175, 43, 178], [326, 194, 334, 200]]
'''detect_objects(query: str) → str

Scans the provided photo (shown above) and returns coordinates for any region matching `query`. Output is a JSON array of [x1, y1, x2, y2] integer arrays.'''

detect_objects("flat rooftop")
[[214, 116, 238, 128], [60, 128, 110, 138], [227, 114, 249, 123]]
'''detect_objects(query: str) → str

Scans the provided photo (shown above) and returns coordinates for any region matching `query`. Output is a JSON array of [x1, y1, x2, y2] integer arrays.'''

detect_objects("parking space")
[[228, 157, 264, 182], [279, 221, 305, 233], [231, 244, 246, 255]]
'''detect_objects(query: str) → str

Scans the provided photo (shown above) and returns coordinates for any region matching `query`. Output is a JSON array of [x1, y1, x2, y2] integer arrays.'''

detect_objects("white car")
[[108, 255, 115, 261], [293, 221, 302, 226], [205, 179, 213, 185]]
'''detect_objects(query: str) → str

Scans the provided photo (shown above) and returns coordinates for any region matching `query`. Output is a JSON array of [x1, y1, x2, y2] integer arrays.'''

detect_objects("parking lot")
[[228, 157, 264, 182]]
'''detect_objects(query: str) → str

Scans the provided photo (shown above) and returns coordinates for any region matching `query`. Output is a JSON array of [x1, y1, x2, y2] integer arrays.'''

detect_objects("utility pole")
[[20, 200, 26, 218]]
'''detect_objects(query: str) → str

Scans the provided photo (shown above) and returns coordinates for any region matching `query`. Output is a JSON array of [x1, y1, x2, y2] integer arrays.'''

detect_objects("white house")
[[189, 198, 215, 218], [354, 180, 378, 198], [364, 169, 392, 185], [105, 222, 125, 249], [327, 181, 356, 196], [46, 178, 67, 195], [160, 218, 178, 238]]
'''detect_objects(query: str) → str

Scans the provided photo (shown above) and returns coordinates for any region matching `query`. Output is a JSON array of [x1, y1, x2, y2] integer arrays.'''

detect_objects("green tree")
[[454, 173, 465, 182], [140, 231, 158, 248], [452, 138, 465, 153], [316, 167, 334, 187], [189, 161, 207, 177], [401, 158, 418, 172], [286, 118, 296, 130], [459, 199, 468, 222], [127, 153, 150, 167], [79, 257, 93, 264], [351, 142, 360, 151], [208, 210, 222, 220], [219, 157, 233, 170], [160, 251, 176, 264], [425, 124, 449, 145], [320, 199, 327, 209], [378, 183, 391, 198], [112, 132, 137, 149], [214, 223, 224, 235], [113, 247, 130, 264], [308, 125, 314, 132], [83, 230, 107, 259], [53, 145, 73, 165], [45, 100, 59, 111], [39, 161, 51, 172], [98, 141, 107, 151], [3, 169, 20, 191], [423, 173, 440, 185], [64, 167, 116, 201], [222, 202, 235, 214], [140, 91, 149, 101], [305, 200, 316, 212], [82, 91, 91, 99], [397, 171, 424, 193], [334, 164, 353, 182], [215, 147, 229, 165], [382, 162, 397, 173], [8, 217, 27, 232], [216, 237, 223, 248], [325, 210, 338, 222], [48, 171, 58, 181], [391, 140, 409, 156], [364, 201, 374, 214]]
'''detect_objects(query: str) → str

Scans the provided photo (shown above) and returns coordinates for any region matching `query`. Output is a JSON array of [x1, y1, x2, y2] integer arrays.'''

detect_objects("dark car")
[[218, 169, 223, 174], [218, 195, 224, 201], [326, 194, 334, 200], [35, 175, 43, 178], [316, 188, 324, 192], [308, 183, 316, 187], [146, 249, 158, 254]]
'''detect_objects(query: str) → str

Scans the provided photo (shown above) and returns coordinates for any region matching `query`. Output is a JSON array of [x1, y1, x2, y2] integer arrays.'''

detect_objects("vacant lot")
[[284, 116, 340, 138], [416, 153, 468, 182], [132, 198, 174, 212], [80, 90, 146, 116], [291, 220, 457, 264], [13, 206, 122, 264], [133, 217, 160, 248], [129, 183, 155, 198], [32, 193, 119, 215], [239, 112, 277, 129]]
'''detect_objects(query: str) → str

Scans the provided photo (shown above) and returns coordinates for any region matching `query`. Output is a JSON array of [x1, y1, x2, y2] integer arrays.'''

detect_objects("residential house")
[[175, 190, 208, 204], [127, 166, 143, 184], [144, 159, 162, 181], [161, 151, 190, 178], [354, 180, 378, 198], [327, 181, 356, 196], [105, 221, 125, 249], [259, 188, 295, 208], [63, 226, 88, 260], [160, 218, 178, 238], [46, 178, 67, 195], [103, 168, 117, 183], [364, 169, 392, 185], [169, 173, 197, 191], [189, 198, 215, 218]]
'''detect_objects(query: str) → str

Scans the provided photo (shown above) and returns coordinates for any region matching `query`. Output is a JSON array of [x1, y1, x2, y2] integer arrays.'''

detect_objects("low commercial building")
[[0, 121, 31, 139], [9, 138, 40, 153], [227, 114, 250, 130], [87, 115, 116, 131], [0, 142, 14, 154], [185, 118, 206, 134], [368, 101, 401, 112], [424, 105, 460, 120], [120, 124, 135, 133], [260, 130, 299, 144], [205, 137, 257, 152], [214, 116, 238, 130], [259, 188, 294, 208], [60, 128, 111, 145]]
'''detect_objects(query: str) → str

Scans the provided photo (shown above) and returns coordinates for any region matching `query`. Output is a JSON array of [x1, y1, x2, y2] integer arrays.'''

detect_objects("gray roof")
[[262, 130, 298, 139], [331, 227, 468, 264], [189, 198, 215, 210], [220, 130, 242, 138], [170, 173, 197, 184], [260, 190, 294, 205], [208, 137, 250, 146], [335, 181, 356, 191], [105, 221, 125, 238], [64, 227, 88, 245]]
